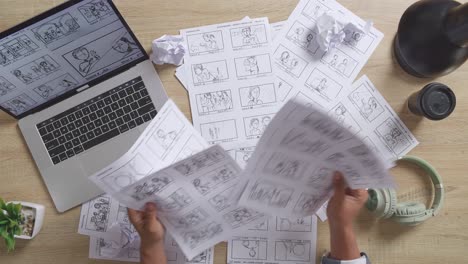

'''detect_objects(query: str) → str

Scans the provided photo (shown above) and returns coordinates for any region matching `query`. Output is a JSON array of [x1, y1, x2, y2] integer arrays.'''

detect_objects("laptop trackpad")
[[79, 129, 141, 177]]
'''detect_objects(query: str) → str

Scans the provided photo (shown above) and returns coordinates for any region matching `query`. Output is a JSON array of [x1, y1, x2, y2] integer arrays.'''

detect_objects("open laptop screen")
[[0, 0, 147, 119]]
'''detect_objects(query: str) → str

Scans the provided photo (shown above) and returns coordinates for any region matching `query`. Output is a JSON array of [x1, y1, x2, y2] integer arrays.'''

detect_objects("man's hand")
[[128, 203, 167, 264], [326, 172, 368, 261]]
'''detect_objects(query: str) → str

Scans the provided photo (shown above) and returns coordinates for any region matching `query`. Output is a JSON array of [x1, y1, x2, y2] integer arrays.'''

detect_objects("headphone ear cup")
[[382, 189, 397, 219], [366, 189, 397, 219], [394, 202, 427, 217]]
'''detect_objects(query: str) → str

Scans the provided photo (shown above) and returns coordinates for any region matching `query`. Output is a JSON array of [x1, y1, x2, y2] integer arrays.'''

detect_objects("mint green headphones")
[[366, 155, 444, 226]]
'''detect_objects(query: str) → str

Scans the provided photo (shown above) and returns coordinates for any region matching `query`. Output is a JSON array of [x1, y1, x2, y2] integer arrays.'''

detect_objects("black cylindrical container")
[[407, 83, 456, 120], [394, 0, 468, 78]]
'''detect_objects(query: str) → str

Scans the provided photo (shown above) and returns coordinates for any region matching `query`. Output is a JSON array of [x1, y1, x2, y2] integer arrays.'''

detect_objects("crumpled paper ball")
[[151, 35, 186, 66]]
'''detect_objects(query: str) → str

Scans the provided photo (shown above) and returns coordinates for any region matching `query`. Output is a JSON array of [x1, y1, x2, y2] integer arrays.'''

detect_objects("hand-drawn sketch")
[[275, 240, 311, 261], [31, 13, 80, 45], [326, 152, 360, 181], [248, 180, 294, 208], [200, 119, 238, 143], [192, 165, 238, 195], [229, 146, 255, 169], [301, 0, 331, 20], [348, 144, 380, 171], [276, 216, 313, 232], [294, 92, 324, 109], [174, 136, 207, 162], [328, 103, 362, 135], [183, 222, 223, 249], [306, 167, 333, 188], [274, 45, 308, 78], [293, 192, 323, 215], [195, 90, 233, 115], [126, 174, 173, 201], [84, 195, 111, 232], [33, 73, 78, 99], [375, 118, 411, 156], [63, 28, 142, 77], [344, 25, 376, 54], [248, 219, 268, 231], [157, 188, 193, 212], [239, 84, 277, 108], [300, 113, 350, 142], [102, 154, 153, 189], [234, 54, 272, 77], [173, 148, 225, 176], [231, 239, 268, 260], [275, 77, 293, 102], [186, 250, 210, 264], [230, 25, 268, 48], [305, 68, 343, 102], [169, 208, 209, 229], [0, 77, 15, 97], [322, 48, 358, 78], [187, 31, 224, 55], [12, 55, 60, 84], [280, 129, 330, 155], [263, 153, 307, 180], [286, 21, 320, 54], [146, 110, 185, 158], [0, 35, 39, 66], [78, 0, 114, 24], [1, 93, 37, 115], [208, 186, 236, 212], [348, 84, 384, 122], [223, 207, 263, 228], [243, 114, 274, 138], [191, 60, 228, 85]]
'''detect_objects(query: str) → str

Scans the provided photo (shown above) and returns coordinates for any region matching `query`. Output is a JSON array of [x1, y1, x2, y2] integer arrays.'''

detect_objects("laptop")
[[0, 0, 168, 212]]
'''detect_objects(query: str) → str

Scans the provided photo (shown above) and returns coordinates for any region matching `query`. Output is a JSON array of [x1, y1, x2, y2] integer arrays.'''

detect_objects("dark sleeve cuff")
[[321, 253, 370, 264]]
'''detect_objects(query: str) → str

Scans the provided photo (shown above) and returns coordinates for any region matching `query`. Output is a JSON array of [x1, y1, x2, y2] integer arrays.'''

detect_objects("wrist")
[[140, 240, 165, 256]]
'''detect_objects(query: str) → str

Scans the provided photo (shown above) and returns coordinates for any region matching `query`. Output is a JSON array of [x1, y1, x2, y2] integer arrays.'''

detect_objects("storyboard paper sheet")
[[180, 18, 281, 149], [272, 0, 384, 109], [227, 216, 317, 264], [238, 100, 395, 217]]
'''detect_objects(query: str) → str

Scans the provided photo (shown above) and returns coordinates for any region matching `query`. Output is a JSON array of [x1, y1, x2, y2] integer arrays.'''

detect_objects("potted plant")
[[0, 199, 45, 252]]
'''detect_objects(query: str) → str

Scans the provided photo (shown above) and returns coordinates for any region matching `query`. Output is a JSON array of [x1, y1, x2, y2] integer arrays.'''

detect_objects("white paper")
[[238, 99, 395, 217], [271, 21, 286, 40], [109, 145, 265, 260], [227, 216, 317, 264], [89, 99, 210, 194], [272, 0, 384, 109], [152, 35, 186, 66], [180, 18, 281, 149]]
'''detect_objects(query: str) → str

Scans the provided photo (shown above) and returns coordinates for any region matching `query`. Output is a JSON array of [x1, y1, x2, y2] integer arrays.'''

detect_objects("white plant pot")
[[8, 201, 45, 240]]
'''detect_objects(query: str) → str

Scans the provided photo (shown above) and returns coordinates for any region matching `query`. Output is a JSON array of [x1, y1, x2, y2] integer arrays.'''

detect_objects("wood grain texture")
[[0, 0, 467, 263]]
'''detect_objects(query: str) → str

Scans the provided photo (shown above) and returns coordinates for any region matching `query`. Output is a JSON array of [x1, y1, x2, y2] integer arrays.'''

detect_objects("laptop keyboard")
[[36, 76, 157, 165]]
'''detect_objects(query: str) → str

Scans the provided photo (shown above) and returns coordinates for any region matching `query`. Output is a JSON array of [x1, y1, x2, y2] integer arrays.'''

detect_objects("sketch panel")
[[182, 222, 223, 249], [195, 90, 233, 115], [63, 28, 142, 77], [293, 92, 324, 109], [286, 21, 319, 54], [279, 128, 330, 155], [174, 136, 206, 162], [186, 250, 210, 264], [209, 186, 236, 212], [344, 25, 376, 54], [84, 195, 111, 232], [0, 35, 39, 66], [191, 60, 229, 85], [223, 207, 263, 229], [247, 179, 294, 208], [156, 188, 193, 213], [102, 154, 153, 189], [243, 113, 275, 139], [0, 76, 16, 98], [169, 207, 210, 229], [200, 119, 238, 143], [301, 0, 331, 21], [305, 166, 333, 189], [263, 152, 308, 180], [275, 240, 311, 261], [293, 193, 322, 215], [274, 45, 308, 78], [231, 239, 268, 260], [328, 103, 362, 135], [78, 0, 115, 25], [375, 118, 411, 156], [146, 110, 185, 158], [124, 174, 173, 201], [230, 25, 268, 48], [173, 147, 225, 176], [305, 68, 343, 102], [231, 146, 255, 169], [275, 77, 293, 102], [187, 30, 224, 55], [234, 54, 272, 78], [321, 48, 358, 78], [1, 93, 37, 116], [276, 216, 313, 232], [12, 55, 60, 84], [31, 13, 80, 45], [192, 164, 238, 195], [348, 84, 384, 122], [239, 83, 277, 109], [33, 73, 78, 99], [248, 219, 269, 231], [326, 152, 360, 182]]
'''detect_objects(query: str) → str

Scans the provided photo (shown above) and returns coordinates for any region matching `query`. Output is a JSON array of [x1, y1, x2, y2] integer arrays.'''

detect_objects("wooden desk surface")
[[0, 0, 467, 263]]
